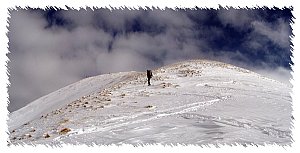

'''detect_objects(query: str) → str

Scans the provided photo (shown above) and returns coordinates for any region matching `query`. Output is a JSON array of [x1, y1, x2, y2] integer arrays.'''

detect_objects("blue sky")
[[7, 7, 293, 112]]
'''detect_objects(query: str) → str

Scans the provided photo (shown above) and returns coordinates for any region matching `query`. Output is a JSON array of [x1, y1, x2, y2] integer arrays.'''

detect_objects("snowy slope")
[[8, 60, 293, 146], [8, 72, 133, 131]]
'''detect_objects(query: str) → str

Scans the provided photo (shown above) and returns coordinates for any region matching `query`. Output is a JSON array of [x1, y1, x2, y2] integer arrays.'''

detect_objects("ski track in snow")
[[54, 97, 227, 141]]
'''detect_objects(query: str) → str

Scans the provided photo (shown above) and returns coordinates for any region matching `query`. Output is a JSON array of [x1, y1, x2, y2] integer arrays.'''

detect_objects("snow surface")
[[7, 60, 293, 146]]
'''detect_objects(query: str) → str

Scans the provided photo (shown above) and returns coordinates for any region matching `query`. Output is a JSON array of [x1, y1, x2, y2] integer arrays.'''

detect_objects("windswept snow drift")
[[8, 60, 293, 146]]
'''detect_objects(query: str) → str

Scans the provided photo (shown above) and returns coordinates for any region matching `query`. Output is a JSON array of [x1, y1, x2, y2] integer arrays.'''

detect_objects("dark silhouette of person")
[[147, 70, 153, 86]]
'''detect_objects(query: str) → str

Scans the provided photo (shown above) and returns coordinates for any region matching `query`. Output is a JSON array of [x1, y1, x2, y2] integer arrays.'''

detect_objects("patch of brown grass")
[[59, 128, 71, 135], [43, 133, 50, 138]]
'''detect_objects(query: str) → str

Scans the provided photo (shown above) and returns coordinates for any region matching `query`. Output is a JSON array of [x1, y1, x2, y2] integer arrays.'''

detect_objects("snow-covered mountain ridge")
[[8, 60, 292, 145]]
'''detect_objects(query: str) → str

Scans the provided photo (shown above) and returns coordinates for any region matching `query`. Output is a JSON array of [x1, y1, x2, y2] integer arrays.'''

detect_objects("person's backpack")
[[147, 70, 152, 78]]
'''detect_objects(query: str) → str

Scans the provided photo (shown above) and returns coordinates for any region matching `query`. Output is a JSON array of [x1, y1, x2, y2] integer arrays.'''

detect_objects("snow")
[[8, 72, 132, 131], [7, 60, 293, 146]]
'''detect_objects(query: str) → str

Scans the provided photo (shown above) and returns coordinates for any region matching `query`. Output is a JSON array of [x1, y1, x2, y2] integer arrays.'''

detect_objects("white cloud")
[[251, 19, 291, 48], [8, 9, 114, 112], [218, 8, 254, 28]]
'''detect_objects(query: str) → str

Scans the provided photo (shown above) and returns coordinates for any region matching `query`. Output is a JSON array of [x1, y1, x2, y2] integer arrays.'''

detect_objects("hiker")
[[147, 70, 153, 86]]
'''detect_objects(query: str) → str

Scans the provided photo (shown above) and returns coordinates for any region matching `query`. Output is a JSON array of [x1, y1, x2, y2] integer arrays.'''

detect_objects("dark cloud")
[[7, 7, 293, 112]]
